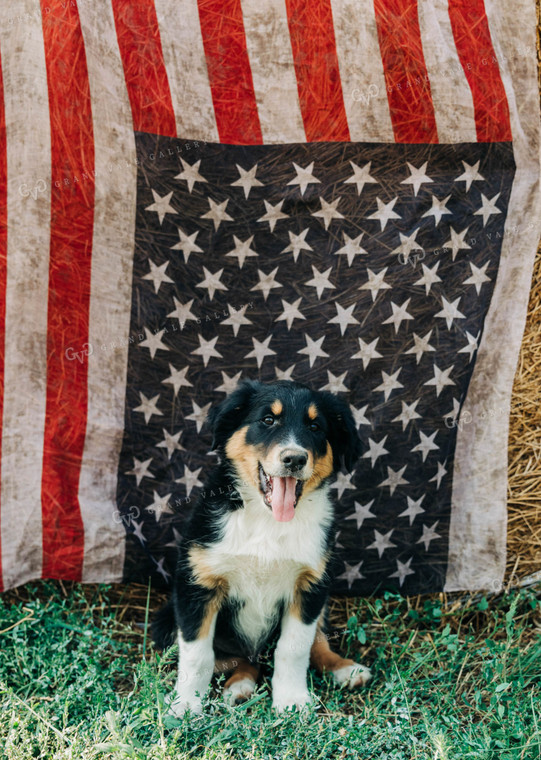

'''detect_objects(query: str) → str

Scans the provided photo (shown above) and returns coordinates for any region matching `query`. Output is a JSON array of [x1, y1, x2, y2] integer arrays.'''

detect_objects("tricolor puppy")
[[152, 379, 372, 714]]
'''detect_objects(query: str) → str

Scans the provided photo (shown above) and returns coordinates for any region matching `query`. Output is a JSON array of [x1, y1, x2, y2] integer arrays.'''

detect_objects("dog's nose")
[[280, 449, 308, 472]]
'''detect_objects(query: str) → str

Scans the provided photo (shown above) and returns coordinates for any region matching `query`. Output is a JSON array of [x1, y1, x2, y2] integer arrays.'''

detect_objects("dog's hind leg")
[[219, 658, 260, 706], [309, 613, 372, 689]]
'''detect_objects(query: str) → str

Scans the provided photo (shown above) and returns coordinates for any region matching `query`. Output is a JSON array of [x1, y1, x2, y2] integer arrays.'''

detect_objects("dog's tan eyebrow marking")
[[271, 399, 283, 415], [307, 403, 318, 420]]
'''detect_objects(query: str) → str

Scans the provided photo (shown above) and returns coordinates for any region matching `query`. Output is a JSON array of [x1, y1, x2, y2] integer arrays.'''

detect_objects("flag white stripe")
[[77, 1, 137, 582], [417, 0, 477, 143], [445, 0, 541, 591], [154, 0, 219, 141], [240, 0, 305, 143], [0, 0, 50, 590], [330, 0, 394, 142]]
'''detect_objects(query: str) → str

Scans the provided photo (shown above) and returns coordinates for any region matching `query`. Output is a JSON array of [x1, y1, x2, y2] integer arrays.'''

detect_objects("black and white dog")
[[152, 379, 371, 714]]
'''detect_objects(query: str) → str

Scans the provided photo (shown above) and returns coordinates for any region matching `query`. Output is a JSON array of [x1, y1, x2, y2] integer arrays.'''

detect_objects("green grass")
[[0, 581, 540, 760]]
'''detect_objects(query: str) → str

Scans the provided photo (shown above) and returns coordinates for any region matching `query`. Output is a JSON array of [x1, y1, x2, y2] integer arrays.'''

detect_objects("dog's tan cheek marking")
[[307, 403, 318, 420], [188, 546, 229, 639], [271, 399, 283, 415], [225, 426, 260, 487], [303, 441, 334, 496]]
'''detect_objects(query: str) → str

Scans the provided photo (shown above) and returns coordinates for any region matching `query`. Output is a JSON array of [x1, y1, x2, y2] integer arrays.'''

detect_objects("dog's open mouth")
[[258, 463, 304, 522]]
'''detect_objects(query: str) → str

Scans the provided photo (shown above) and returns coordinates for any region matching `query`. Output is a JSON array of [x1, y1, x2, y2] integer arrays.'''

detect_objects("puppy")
[[152, 379, 371, 714]]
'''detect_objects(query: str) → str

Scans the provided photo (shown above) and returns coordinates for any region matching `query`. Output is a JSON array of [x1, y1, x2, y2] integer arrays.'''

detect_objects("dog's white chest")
[[205, 487, 333, 649]]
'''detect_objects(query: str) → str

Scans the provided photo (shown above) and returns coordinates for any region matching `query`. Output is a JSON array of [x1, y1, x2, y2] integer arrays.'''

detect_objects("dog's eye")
[[309, 421, 320, 432], [262, 415, 275, 426]]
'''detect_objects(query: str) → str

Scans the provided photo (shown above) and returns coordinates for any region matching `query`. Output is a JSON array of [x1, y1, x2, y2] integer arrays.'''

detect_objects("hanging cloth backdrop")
[[0, 0, 539, 595]]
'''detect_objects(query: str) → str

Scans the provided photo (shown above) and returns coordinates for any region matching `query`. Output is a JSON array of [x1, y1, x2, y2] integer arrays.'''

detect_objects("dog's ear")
[[206, 379, 261, 450], [320, 392, 362, 473]]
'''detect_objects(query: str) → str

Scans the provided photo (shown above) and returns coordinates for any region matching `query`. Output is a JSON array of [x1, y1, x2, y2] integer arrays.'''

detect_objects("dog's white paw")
[[272, 689, 312, 713], [332, 663, 372, 689], [165, 691, 203, 717], [223, 676, 256, 706]]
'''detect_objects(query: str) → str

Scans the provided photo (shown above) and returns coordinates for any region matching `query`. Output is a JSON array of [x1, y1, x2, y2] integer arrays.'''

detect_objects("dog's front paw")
[[165, 691, 203, 718], [332, 663, 372, 689], [272, 689, 312, 713]]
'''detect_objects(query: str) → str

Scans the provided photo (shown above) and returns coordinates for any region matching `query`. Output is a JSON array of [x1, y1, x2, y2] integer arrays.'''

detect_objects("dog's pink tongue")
[[271, 476, 297, 522]]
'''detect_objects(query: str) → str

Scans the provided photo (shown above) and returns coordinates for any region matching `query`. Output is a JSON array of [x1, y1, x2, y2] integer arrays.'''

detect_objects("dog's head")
[[206, 379, 362, 522]]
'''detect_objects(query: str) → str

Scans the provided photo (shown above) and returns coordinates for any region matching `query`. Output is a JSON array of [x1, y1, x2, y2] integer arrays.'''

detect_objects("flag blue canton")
[[116, 135, 515, 595]]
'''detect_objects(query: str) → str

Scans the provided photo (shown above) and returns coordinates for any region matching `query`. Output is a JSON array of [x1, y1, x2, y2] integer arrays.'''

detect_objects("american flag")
[[0, 0, 539, 595]]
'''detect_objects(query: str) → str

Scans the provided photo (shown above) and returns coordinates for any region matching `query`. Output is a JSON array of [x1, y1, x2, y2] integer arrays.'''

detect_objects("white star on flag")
[[258, 199, 289, 231], [350, 404, 371, 427], [392, 399, 422, 431], [298, 334, 329, 367], [455, 159, 485, 191], [379, 465, 408, 495], [225, 235, 258, 268], [312, 197, 344, 229], [162, 364, 193, 395], [186, 401, 212, 433], [458, 331, 480, 360], [230, 163, 263, 198], [335, 232, 368, 265], [391, 229, 423, 263], [389, 557, 415, 586], [145, 189, 177, 224], [221, 304, 253, 336], [474, 192, 502, 226], [367, 529, 396, 558], [374, 368, 404, 401], [125, 457, 154, 486], [215, 370, 243, 394], [156, 429, 185, 459], [321, 370, 349, 393], [435, 296, 466, 329], [444, 226, 471, 260], [400, 161, 433, 195], [196, 266, 228, 300], [275, 364, 296, 381], [275, 298, 306, 330], [201, 197, 234, 230], [171, 227, 203, 262], [405, 331, 435, 364], [351, 337, 382, 369], [175, 158, 208, 193], [424, 363, 456, 396], [305, 265, 336, 298], [367, 196, 401, 230], [145, 491, 173, 521], [336, 561, 365, 589], [176, 465, 203, 496], [287, 161, 321, 195], [417, 522, 441, 551], [463, 261, 491, 294], [359, 268, 391, 301], [139, 327, 169, 359], [430, 461, 448, 489], [411, 430, 439, 462], [344, 500, 376, 529], [421, 194, 452, 225], [344, 160, 378, 194], [398, 495, 426, 525], [331, 471, 355, 498], [362, 435, 389, 467], [329, 302, 359, 334], [191, 335, 223, 366], [281, 228, 313, 261], [245, 336, 276, 368], [250, 267, 282, 300], [383, 299, 414, 333], [142, 260, 173, 293], [414, 262, 442, 295]]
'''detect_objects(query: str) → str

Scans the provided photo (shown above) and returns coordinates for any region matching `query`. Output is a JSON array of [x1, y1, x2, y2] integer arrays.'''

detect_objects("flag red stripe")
[[0, 47, 6, 592], [448, 0, 511, 142], [112, 0, 176, 137], [285, 0, 350, 142], [197, 0, 262, 144], [39, 0, 94, 580], [373, 0, 438, 143]]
